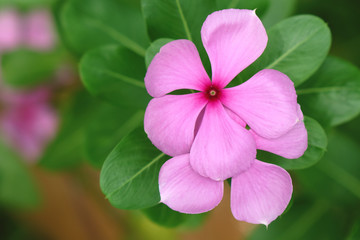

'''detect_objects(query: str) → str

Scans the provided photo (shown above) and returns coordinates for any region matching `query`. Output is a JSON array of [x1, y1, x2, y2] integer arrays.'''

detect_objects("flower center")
[[209, 89, 217, 96], [205, 85, 221, 100]]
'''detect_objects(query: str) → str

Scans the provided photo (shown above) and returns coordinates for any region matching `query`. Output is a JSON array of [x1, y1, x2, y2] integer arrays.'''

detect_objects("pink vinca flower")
[[144, 9, 307, 225], [0, 88, 58, 162]]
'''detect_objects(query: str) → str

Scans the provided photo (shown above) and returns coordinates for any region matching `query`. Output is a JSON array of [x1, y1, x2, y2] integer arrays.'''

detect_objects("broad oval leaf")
[[100, 127, 168, 209], [85, 103, 144, 168], [142, 203, 206, 228], [241, 15, 331, 86], [60, 0, 149, 55], [258, 117, 327, 170], [297, 56, 360, 127], [80, 45, 150, 108]]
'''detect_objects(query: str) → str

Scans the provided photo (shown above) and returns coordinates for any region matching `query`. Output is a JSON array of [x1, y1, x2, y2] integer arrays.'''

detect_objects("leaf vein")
[[175, 0, 193, 41], [100, 111, 145, 147], [103, 70, 145, 88], [85, 17, 146, 57], [265, 27, 323, 69], [106, 153, 165, 199]]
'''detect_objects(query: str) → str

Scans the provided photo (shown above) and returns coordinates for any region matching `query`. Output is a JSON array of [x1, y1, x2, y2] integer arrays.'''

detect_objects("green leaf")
[[241, 15, 331, 86], [100, 127, 168, 209], [80, 45, 149, 108], [39, 90, 96, 170], [0, 140, 39, 209], [145, 38, 173, 68], [142, 203, 206, 228], [258, 117, 327, 170], [142, 0, 216, 43], [142, 0, 216, 69], [347, 219, 360, 240], [1, 49, 64, 87], [296, 131, 360, 205], [60, 0, 149, 55], [338, 115, 360, 144], [297, 56, 360, 127], [261, 0, 297, 27], [85, 103, 144, 168], [216, 0, 269, 17], [248, 200, 347, 240]]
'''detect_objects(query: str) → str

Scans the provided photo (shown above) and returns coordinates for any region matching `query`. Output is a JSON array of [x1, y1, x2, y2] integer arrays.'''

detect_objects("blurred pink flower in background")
[[0, 7, 58, 162], [0, 8, 22, 51], [0, 88, 58, 162], [24, 9, 55, 50], [0, 8, 55, 52]]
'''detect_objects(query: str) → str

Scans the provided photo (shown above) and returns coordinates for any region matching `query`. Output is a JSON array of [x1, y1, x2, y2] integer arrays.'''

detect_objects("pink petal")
[[201, 9, 267, 88], [231, 160, 293, 226], [145, 40, 210, 98], [296, 104, 304, 121], [190, 100, 256, 181], [252, 106, 308, 159], [159, 154, 224, 214], [0, 9, 22, 51], [144, 93, 207, 156], [222, 69, 299, 139], [225, 107, 246, 128], [24, 9, 55, 50]]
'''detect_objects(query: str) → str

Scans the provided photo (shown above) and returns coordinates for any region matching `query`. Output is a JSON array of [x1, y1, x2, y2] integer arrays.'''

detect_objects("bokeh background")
[[0, 0, 359, 239]]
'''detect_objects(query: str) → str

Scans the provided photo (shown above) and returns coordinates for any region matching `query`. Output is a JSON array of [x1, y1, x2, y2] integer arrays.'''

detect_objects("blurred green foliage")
[[0, 140, 39, 209], [0, 0, 360, 238]]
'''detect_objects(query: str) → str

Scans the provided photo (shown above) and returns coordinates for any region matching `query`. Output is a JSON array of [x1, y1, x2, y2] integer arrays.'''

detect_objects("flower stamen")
[[209, 89, 217, 96], [205, 86, 221, 100]]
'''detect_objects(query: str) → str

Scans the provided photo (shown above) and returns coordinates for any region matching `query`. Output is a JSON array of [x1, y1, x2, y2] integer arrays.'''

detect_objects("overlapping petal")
[[225, 107, 246, 127], [252, 120, 307, 159], [222, 69, 299, 139], [190, 100, 256, 181], [252, 106, 307, 159], [144, 93, 207, 157], [159, 154, 224, 214], [231, 160, 292, 226], [145, 40, 210, 98], [201, 9, 267, 88]]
